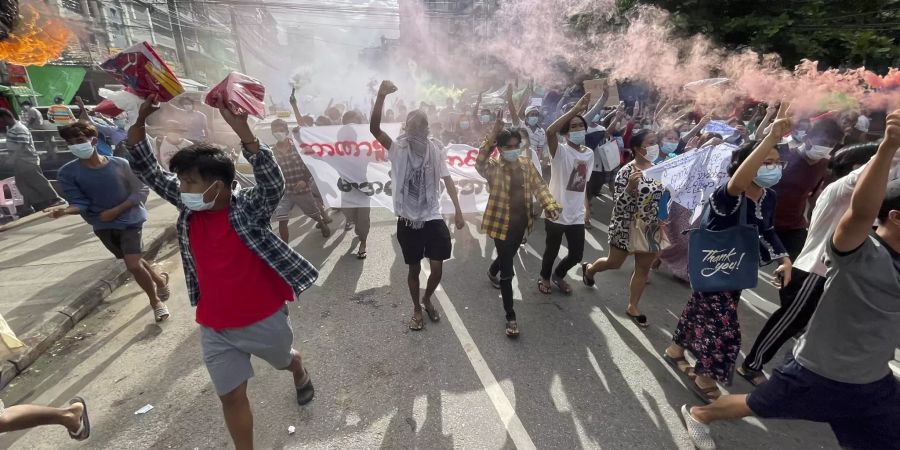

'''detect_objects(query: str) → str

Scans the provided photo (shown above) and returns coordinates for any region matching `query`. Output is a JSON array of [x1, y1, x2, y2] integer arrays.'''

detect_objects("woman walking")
[[581, 129, 668, 327], [476, 110, 561, 337], [664, 103, 794, 402]]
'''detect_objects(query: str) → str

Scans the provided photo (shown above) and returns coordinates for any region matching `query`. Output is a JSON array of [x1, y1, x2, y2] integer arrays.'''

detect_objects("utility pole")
[[229, 7, 248, 73], [167, 0, 192, 77]]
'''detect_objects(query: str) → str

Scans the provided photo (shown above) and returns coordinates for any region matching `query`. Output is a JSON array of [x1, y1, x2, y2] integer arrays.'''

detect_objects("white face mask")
[[273, 131, 288, 142], [643, 144, 660, 163], [180, 183, 219, 211], [69, 142, 95, 159], [805, 144, 831, 161]]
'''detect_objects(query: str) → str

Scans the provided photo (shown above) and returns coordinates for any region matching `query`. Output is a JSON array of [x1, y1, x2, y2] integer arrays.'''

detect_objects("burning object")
[[0, 0, 73, 66]]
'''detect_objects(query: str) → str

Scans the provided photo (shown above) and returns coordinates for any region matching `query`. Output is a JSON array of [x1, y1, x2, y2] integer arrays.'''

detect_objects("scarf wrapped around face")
[[392, 110, 443, 229]]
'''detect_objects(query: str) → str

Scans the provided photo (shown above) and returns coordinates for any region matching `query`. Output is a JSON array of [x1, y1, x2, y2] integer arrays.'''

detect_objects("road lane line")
[[422, 267, 537, 450]]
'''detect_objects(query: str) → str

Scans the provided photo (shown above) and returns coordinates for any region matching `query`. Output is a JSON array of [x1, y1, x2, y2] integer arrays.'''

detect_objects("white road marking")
[[422, 267, 537, 450]]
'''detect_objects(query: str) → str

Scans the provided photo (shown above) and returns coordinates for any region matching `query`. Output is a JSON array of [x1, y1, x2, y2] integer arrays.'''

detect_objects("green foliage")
[[639, 0, 900, 72]]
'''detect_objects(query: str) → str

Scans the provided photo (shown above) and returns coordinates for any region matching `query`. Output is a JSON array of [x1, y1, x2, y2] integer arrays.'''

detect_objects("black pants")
[[743, 268, 826, 371], [489, 225, 526, 321], [775, 228, 808, 262], [540, 219, 585, 280]]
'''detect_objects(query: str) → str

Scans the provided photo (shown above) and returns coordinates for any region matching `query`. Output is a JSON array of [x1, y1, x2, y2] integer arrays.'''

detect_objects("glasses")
[[762, 161, 787, 170]]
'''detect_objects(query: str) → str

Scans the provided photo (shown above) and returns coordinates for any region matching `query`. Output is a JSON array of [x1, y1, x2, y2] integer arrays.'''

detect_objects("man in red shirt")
[[126, 95, 318, 450]]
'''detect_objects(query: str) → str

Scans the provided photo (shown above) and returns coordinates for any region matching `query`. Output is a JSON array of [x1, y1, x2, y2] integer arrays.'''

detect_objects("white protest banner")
[[643, 143, 737, 214], [702, 120, 737, 138], [293, 124, 489, 214]]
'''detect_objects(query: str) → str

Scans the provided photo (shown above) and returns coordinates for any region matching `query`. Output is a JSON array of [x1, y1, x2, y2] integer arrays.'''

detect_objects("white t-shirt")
[[549, 142, 594, 225], [794, 157, 900, 276], [156, 137, 194, 171]]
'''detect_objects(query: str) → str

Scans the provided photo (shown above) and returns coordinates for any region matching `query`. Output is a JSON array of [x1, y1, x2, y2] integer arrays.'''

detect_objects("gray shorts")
[[201, 304, 294, 396], [273, 192, 321, 222], [94, 228, 143, 259]]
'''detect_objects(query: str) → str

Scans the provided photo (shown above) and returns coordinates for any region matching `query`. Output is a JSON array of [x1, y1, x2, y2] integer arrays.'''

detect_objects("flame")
[[0, 5, 72, 66]]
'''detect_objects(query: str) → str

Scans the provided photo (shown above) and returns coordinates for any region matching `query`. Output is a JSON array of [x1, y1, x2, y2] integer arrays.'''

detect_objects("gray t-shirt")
[[5, 121, 39, 164], [793, 233, 900, 384]]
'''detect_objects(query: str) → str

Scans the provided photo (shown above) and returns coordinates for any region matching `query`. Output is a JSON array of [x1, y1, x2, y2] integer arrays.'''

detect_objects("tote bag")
[[687, 197, 760, 292]]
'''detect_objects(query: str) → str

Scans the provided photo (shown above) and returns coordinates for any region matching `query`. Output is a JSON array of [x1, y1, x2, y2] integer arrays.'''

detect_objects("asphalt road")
[[0, 194, 841, 449]]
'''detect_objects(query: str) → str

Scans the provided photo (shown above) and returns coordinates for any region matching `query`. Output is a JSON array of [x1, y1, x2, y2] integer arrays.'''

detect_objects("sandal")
[[689, 379, 722, 404], [537, 279, 552, 295], [487, 270, 501, 289], [664, 353, 696, 379], [505, 320, 519, 338], [626, 311, 649, 329], [423, 302, 440, 322], [344, 221, 355, 231], [737, 366, 768, 387], [408, 315, 424, 331], [581, 262, 595, 287], [154, 305, 170, 322], [295, 370, 315, 405], [158, 272, 170, 302], [551, 276, 573, 295], [357, 250, 367, 260], [68, 397, 90, 441], [320, 225, 332, 238]]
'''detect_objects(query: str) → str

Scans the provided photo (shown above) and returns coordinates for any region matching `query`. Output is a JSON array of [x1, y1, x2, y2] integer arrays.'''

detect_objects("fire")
[[0, 4, 72, 66]]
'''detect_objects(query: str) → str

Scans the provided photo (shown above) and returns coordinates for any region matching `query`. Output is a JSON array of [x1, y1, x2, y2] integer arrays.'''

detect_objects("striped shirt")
[[126, 137, 319, 307], [5, 121, 39, 164]]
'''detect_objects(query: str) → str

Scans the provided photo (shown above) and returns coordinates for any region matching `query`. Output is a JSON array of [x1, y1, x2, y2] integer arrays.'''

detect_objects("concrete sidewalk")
[[0, 195, 178, 388]]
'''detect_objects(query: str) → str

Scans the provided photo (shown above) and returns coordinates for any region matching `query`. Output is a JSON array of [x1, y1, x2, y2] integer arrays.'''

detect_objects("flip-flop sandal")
[[537, 279, 552, 295], [664, 353, 696, 379], [423, 303, 440, 322], [552, 277, 573, 295], [487, 270, 501, 289], [581, 262, 595, 287], [626, 311, 649, 328], [158, 272, 170, 302], [736, 366, 768, 386], [154, 305, 170, 323], [408, 315, 424, 331], [357, 251, 367, 260], [344, 222, 355, 231], [321, 226, 332, 238], [505, 321, 519, 338], [295, 370, 315, 405], [68, 397, 90, 441], [689, 379, 722, 404]]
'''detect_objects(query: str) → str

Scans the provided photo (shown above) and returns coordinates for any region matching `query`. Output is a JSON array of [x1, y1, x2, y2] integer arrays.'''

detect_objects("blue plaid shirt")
[[126, 137, 319, 306]]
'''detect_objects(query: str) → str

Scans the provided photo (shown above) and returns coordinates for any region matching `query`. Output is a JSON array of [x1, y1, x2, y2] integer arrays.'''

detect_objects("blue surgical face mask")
[[69, 142, 95, 159], [502, 149, 521, 162], [181, 183, 220, 211], [661, 141, 679, 154], [459, 121, 470, 130], [568, 130, 586, 145], [754, 166, 783, 188], [526, 116, 539, 126]]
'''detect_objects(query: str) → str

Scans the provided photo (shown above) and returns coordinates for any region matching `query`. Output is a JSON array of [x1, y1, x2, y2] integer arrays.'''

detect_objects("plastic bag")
[[100, 42, 184, 102], [96, 88, 145, 127], [205, 72, 266, 119]]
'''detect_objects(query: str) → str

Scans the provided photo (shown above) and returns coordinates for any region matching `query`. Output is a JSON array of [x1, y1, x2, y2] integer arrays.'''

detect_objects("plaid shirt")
[[126, 137, 319, 307], [475, 138, 561, 241], [274, 139, 313, 195]]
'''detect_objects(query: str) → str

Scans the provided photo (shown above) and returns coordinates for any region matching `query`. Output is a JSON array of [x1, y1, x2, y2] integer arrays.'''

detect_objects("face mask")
[[568, 130, 586, 145], [22, 105, 31, 111], [114, 118, 126, 129], [459, 121, 470, 130], [805, 144, 831, 161], [754, 166, 783, 188], [502, 149, 521, 162], [273, 131, 288, 142], [643, 144, 660, 162], [480, 115, 492, 124], [661, 142, 679, 154], [181, 183, 219, 211], [69, 142, 95, 159], [526, 116, 539, 126], [793, 130, 807, 141]]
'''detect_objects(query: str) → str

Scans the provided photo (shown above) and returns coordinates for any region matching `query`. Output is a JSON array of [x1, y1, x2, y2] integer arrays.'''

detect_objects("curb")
[[0, 225, 177, 390]]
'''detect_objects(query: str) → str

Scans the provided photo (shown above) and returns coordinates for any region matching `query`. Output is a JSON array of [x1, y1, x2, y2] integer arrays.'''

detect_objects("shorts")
[[201, 304, 295, 396], [747, 354, 900, 450], [396, 218, 452, 265], [587, 170, 617, 197], [94, 228, 143, 259], [273, 192, 321, 222]]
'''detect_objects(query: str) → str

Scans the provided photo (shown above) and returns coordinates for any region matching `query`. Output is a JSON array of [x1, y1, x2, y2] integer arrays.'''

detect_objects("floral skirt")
[[672, 290, 742, 383]]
